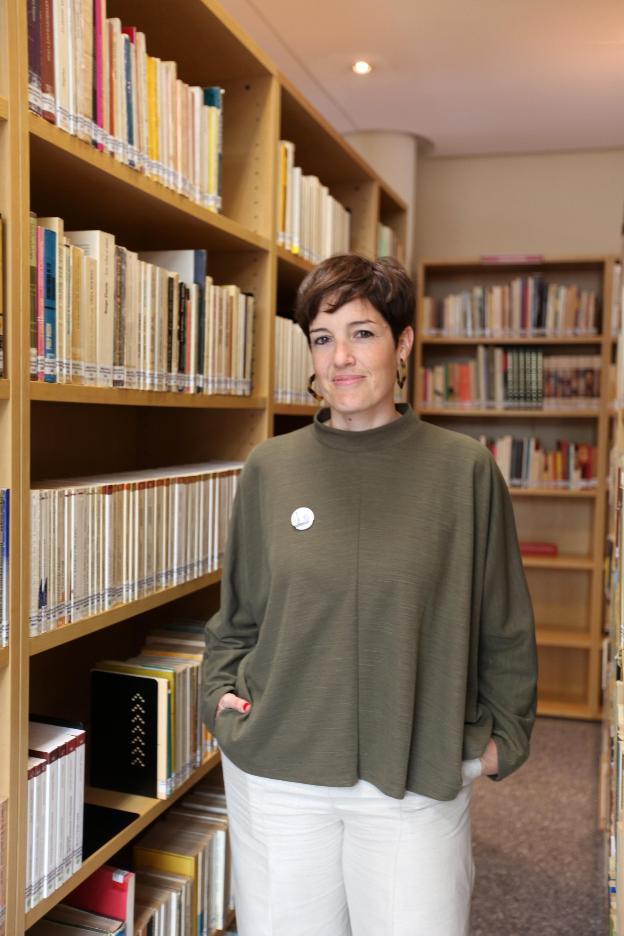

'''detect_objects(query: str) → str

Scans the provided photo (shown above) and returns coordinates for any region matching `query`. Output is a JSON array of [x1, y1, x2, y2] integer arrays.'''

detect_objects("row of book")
[[478, 435, 598, 489], [90, 620, 218, 800], [377, 222, 403, 263], [30, 217, 255, 395], [274, 315, 315, 405], [277, 140, 351, 263], [30, 462, 242, 636], [0, 797, 5, 936], [0, 490, 8, 648], [31, 778, 233, 933], [26, 720, 86, 909], [419, 351, 602, 410], [422, 277, 600, 337], [27, 0, 224, 210]]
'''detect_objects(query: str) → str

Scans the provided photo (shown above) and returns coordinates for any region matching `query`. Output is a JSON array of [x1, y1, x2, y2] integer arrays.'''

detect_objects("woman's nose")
[[333, 340, 355, 366]]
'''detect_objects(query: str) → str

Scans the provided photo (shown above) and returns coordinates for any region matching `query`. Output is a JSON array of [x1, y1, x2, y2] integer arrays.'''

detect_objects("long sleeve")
[[202, 469, 260, 733], [477, 457, 538, 781]]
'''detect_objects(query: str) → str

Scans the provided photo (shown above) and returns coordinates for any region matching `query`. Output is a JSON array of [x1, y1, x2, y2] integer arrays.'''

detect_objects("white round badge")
[[291, 507, 315, 531]]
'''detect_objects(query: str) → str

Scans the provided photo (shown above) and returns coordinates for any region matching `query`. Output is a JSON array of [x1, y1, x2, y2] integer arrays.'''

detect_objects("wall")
[[415, 149, 624, 261]]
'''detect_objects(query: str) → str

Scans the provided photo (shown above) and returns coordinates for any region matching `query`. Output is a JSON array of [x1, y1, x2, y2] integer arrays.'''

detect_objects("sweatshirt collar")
[[313, 403, 420, 451]]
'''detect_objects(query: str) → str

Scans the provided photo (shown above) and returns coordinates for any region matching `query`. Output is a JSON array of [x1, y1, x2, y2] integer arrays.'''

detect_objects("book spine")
[[39, 0, 55, 121], [28, 0, 42, 114], [42, 228, 57, 383]]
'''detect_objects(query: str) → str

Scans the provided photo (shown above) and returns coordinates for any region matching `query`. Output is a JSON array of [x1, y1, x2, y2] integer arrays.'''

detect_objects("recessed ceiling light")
[[352, 60, 373, 76]]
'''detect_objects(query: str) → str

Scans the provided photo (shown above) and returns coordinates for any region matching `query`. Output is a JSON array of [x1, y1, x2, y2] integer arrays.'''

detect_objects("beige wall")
[[415, 149, 624, 261]]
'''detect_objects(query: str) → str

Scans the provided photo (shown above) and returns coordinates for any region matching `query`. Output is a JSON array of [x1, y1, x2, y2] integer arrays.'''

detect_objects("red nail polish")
[[243, 702, 250, 712]]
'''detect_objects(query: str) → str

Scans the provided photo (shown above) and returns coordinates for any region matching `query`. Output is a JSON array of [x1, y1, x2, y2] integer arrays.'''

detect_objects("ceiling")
[[219, 0, 624, 156]]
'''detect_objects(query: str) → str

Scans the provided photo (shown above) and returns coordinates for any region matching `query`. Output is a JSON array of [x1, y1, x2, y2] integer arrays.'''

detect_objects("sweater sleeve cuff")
[[487, 734, 529, 782]]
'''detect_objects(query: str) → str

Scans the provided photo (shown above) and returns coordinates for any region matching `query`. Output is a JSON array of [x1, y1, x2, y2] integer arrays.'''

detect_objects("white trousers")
[[221, 753, 480, 936]]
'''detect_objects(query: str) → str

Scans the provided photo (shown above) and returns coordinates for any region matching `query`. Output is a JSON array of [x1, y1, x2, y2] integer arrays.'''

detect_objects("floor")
[[470, 717, 608, 936]]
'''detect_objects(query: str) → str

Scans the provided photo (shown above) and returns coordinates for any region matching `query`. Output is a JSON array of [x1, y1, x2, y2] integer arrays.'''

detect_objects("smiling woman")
[[202, 253, 537, 936]]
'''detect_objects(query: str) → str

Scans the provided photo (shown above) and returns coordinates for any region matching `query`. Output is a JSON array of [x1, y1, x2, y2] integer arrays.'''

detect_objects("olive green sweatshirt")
[[202, 405, 537, 801]]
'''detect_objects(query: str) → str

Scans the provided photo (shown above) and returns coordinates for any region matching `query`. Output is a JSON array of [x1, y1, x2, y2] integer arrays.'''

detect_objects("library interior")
[[0, 0, 622, 933]]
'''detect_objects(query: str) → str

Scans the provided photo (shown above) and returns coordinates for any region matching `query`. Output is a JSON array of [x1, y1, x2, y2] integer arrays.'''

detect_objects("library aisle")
[[471, 717, 607, 935]]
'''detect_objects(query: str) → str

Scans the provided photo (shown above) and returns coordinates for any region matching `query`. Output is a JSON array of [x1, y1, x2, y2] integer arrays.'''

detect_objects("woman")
[[202, 254, 537, 936]]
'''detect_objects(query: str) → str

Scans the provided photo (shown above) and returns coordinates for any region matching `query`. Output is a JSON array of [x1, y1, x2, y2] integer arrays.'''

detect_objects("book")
[[277, 140, 350, 261], [274, 314, 315, 405], [35, 904, 125, 933], [65, 865, 135, 936], [519, 542, 559, 557]]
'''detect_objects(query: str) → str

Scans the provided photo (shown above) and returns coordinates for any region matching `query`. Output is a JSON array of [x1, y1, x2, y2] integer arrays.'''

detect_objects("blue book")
[[123, 34, 135, 167], [42, 228, 57, 383]]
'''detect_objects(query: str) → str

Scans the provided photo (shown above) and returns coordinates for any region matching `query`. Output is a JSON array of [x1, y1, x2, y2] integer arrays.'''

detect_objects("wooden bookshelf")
[[0, 0, 407, 930], [415, 256, 614, 720], [30, 383, 267, 410], [273, 402, 320, 417]]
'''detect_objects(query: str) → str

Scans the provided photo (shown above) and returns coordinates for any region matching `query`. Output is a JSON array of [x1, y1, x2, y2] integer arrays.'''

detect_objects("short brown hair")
[[294, 254, 415, 345]]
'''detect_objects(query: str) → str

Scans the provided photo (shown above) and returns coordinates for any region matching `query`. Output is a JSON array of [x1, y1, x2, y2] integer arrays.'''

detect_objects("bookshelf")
[[0, 0, 407, 931], [415, 256, 614, 721]]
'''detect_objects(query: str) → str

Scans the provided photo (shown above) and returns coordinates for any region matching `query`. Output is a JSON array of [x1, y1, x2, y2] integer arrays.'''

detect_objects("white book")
[[65, 231, 116, 386]]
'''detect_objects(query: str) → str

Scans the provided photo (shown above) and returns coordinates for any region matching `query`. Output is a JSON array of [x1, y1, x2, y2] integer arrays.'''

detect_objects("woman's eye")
[[312, 335, 331, 346], [354, 329, 374, 339]]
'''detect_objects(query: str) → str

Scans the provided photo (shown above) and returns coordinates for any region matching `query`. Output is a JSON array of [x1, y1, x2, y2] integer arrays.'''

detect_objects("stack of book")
[[30, 220, 255, 395], [274, 315, 315, 405], [423, 276, 600, 336], [277, 140, 351, 263], [29, 906, 126, 933], [0, 797, 6, 936], [419, 349, 601, 410], [478, 435, 598, 489], [26, 720, 86, 910], [0, 489, 8, 648], [377, 222, 403, 263], [30, 863, 133, 933], [30, 461, 242, 636], [27, 1, 223, 211], [133, 785, 232, 933], [90, 619, 218, 800]]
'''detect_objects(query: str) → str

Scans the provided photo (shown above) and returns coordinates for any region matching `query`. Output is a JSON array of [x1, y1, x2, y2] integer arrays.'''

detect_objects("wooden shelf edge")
[[273, 402, 320, 416], [26, 750, 223, 928], [418, 407, 600, 418], [276, 244, 315, 275], [535, 628, 593, 649], [30, 383, 267, 410], [537, 698, 594, 719], [0, 97, 7, 121], [509, 487, 599, 499], [29, 571, 221, 655], [420, 335, 604, 345], [522, 555, 595, 571], [0, 646, 8, 668], [29, 114, 271, 252], [0, 379, 9, 400]]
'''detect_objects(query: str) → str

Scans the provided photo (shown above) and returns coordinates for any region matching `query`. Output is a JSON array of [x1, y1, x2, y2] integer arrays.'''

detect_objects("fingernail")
[[243, 702, 250, 712]]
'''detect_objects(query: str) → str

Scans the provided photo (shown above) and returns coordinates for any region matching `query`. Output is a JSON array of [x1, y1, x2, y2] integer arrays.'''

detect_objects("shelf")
[[273, 402, 320, 417], [25, 750, 223, 929], [522, 554, 595, 571], [537, 697, 593, 719], [0, 97, 7, 121], [0, 646, 8, 669], [421, 335, 603, 345], [29, 571, 221, 655], [0, 380, 9, 400], [509, 487, 598, 499], [29, 114, 271, 253], [30, 383, 267, 410], [419, 406, 600, 418], [536, 628, 592, 649], [276, 245, 315, 293]]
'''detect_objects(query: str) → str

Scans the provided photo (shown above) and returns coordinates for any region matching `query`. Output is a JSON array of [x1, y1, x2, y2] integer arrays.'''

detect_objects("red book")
[[520, 542, 558, 556], [65, 865, 135, 936]]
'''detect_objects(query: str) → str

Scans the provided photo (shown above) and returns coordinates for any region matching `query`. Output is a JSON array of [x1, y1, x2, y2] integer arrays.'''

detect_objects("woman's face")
[[309, 297, 413, 430]]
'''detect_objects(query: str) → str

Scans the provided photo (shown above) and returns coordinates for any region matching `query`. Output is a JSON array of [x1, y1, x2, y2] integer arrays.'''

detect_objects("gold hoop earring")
[[307, 374, 323, 402], [396, 359, 407, 390]]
